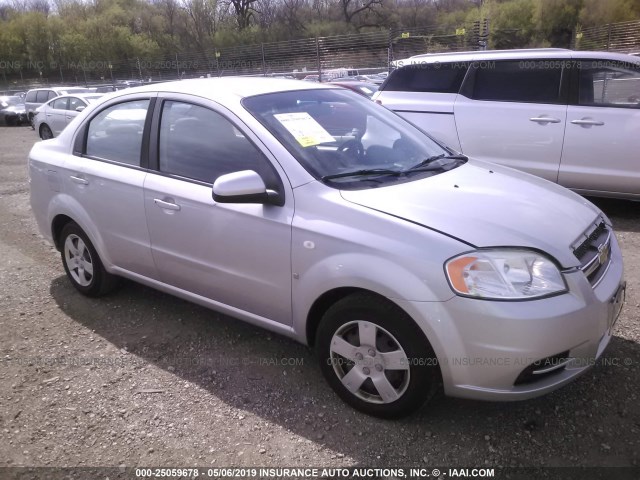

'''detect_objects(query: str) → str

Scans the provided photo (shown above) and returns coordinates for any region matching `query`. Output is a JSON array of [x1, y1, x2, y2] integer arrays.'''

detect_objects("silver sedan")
[[28, 78, 625, 418], [34, 93, 104, 139]]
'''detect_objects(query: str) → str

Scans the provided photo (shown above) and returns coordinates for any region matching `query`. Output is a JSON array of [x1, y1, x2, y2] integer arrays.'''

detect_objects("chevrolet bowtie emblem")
[[597, 243, 610, 266]]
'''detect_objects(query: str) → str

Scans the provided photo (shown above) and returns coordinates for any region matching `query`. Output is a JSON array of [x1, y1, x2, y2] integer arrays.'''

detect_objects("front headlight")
[[445, 249, 567, 300]]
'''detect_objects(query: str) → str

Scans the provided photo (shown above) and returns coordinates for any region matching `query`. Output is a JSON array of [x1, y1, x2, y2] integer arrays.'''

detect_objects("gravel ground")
[[0, 125, 639, 474]]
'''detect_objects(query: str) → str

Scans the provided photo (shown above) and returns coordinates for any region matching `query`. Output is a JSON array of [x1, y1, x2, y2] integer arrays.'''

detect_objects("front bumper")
[[395, 234, 625, 401]]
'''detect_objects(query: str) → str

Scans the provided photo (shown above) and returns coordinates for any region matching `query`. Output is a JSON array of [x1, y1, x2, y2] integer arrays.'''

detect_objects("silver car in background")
[[24, 86, 93, 124], [29, 78, 625, 418], [34, 93, 104, 139]]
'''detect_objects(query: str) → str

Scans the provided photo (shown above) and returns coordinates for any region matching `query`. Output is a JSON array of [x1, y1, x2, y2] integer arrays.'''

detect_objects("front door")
[[143, 97, 293, 324]]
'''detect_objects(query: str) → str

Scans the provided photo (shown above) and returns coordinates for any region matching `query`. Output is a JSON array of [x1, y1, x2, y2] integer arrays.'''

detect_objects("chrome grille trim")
[[574, 219, 612, 288]]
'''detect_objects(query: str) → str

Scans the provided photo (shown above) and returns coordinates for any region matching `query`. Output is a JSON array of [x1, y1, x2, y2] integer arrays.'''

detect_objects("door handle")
[[46, 113, 52, 117], [70, 175, 88, 185], [154, 198, 181, 211], [571, 118, 605, 127], [529, 116, 561, 124]]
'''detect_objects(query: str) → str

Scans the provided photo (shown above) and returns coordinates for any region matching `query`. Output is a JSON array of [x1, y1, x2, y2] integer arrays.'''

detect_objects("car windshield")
[[243, 88, 463, 189]]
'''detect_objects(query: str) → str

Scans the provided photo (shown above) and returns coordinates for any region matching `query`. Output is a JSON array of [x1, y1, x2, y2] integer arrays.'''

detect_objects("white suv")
[[374, 49, 640, 199]]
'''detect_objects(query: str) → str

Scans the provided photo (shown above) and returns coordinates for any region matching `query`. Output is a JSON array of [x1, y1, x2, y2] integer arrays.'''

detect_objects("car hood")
[[340, 160, 602, 268], [1, 104, 25, 112]]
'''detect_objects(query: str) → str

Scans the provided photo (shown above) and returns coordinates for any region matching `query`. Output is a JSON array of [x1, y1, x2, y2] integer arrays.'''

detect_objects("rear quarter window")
[[383, 63, 468, 93]]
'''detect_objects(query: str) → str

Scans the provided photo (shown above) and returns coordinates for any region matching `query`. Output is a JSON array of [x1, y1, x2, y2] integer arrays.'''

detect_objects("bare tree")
[[255, 0, 276, 30], [228, 0, 258, 29], [340, 0, 384, 27], [181, 0, 218, 51], [279, 0, 306, 32]]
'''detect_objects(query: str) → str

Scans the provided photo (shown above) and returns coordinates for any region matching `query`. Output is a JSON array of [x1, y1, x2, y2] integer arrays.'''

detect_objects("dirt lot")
[[0, 125, 639, 474]]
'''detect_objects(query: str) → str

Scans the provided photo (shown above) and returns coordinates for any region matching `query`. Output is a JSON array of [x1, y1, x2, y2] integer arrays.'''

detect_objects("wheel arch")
[[305, 287, 429, 349], [47, 197, 113, 270], [39, 122, 51, 138], [51, 214, 75, 250]]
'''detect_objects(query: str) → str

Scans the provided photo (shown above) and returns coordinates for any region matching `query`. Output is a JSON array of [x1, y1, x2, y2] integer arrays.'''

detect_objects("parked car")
[[0, 95, 28, 126], [90, 85, 119, 93], [34, 93, 104, 139], [329, 81, 379, 98], [29, 78, 625, 418], [24, 87, 93, 125], [355, 74, 385, 85], [375, 48, 640, 199]]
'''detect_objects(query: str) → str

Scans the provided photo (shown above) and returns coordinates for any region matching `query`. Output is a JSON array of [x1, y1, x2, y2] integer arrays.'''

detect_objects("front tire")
[[316, 293, 439, 418], [40, 124, 53, 140], [59, 222, 118, 297]]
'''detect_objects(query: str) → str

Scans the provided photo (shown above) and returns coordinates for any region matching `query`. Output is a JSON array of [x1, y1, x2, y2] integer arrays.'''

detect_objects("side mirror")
[[212, 170, 282, 206], [75, 106, 86, 112]]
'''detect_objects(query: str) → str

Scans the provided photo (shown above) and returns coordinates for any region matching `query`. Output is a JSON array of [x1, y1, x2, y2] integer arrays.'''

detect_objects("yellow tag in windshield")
[[274, 112, 335, 147]]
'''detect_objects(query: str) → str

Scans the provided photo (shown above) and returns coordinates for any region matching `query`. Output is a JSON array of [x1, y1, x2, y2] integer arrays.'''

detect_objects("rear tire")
[[316, 293, 439, 418], [59, 222, 118, 297]]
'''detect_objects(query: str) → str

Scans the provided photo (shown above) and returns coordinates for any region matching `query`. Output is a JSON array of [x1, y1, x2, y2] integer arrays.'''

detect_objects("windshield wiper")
[[322, 168, 402, 181], [406, 154, 468, 171]]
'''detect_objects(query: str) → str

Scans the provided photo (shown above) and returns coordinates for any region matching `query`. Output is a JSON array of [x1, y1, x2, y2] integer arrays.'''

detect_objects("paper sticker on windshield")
[[274, 112, 334, 147]]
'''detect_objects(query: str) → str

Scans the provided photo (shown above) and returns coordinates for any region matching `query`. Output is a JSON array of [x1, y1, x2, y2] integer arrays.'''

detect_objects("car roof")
[[111, 77, 333, 101], [330, 81, 379, 87], [392, 48, 640, 66], [27, 86, 89, 92], [53, 93, 104, 99]]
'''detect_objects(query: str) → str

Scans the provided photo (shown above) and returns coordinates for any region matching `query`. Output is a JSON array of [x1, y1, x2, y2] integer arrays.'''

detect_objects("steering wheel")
[[337, 139, 364, 164]]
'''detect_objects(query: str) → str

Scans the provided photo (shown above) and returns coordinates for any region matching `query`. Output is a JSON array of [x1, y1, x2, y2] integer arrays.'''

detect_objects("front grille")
[[572, 220, 611, 287]]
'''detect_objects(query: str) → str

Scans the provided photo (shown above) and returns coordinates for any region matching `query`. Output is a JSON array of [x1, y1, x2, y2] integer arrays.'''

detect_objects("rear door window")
[[86, 100, 150, 166], [470, 60, 565, 104]]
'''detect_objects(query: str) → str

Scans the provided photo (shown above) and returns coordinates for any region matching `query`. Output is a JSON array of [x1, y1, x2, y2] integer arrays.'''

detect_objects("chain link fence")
[[7, 18, 640, 93], [571, 19, 640, 54], [1, 20, 490, 92]]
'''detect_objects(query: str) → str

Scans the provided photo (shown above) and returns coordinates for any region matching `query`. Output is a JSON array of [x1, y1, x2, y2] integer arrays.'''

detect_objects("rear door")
[[559, 57, 640, 196], [453, 59, 569, 182], [64, 95, 157, 278]]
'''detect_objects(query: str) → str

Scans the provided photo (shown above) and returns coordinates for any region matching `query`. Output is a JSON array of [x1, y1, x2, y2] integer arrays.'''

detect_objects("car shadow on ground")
[[49, 274, 640, 467], [588, 197, 640, 233]]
